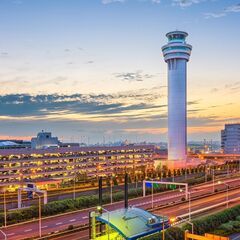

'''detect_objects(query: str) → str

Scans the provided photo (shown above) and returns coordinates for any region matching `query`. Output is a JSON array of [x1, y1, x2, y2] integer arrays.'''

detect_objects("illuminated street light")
[[34, 193, 42, 238], [0, 188, 7, 228], [218, 181, 229, 208], [180, 189, 191, 221], [96, 206, 110, 240], [212, 168, 215, 193]]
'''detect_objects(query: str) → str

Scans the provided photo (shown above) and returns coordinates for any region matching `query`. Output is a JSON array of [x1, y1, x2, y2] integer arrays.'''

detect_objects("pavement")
[[41, 188, 240, 240], [0, 177, 240, 240], [231, 234, 240, 240]]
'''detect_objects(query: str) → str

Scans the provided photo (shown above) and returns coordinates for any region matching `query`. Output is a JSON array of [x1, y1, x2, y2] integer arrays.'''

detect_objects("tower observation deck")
[[162, 31, 192, 165]]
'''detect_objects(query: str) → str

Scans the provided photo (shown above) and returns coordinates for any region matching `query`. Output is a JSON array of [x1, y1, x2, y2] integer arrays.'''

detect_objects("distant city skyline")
[[0, 0, 240, 142]]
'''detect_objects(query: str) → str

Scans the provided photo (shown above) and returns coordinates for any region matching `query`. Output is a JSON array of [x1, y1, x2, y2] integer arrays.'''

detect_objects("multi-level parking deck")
[[0, 145, 155, 188]]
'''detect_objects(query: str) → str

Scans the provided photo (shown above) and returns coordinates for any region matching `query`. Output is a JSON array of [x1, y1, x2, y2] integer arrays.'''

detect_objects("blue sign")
[[146, 182, 152, 188]]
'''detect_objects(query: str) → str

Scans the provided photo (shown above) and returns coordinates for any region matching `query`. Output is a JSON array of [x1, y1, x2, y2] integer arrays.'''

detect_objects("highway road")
[[0, 172, 207, 210], [0, 177, 239, 240], [42, 186, 240, 240]]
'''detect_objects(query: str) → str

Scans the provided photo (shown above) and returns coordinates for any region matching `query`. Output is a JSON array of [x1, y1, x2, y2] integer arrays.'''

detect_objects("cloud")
[[102, 0, 125, 4], [86, 60, 94, 64], [225, 3, 240, 13], [204, 12, 226, 18], [172, 0, 205, 7], [205, 3, 240, 18], [0, 88, 167, 122], [102, 0, 161, 4], [12, 0, 23, 4], [114, 70, 155, 82], [224, 81, 240, 92], [210, 88, 219, 93]]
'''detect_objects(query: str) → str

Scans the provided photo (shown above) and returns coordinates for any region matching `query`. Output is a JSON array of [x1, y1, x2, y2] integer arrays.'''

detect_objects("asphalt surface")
[[46, 186, 240, 240], [0, 177, 240, 240]]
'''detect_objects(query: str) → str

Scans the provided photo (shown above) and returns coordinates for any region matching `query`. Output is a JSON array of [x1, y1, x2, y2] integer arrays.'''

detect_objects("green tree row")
[[143, 204, 240, 240]]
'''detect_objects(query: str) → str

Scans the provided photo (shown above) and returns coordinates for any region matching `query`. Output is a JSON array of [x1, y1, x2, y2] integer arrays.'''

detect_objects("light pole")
[[162, 218, 165, 240], [205, 166, 209, 182], [180, 189, 191, 221], [110, 175, 113, 205], [151, 180, 154, 209], [186, 220, 194, 235], [73, 158, 76, 200], [0, 229, 7, 240], [135, 175, 138, 190], [218, 181, 229, 208], [97, 206, 110, 240], [212, 168, 215, 193], [238, 158, 240, 173], [35, 193, 42, 238], [1, 188, 7, 228], [227, 164, 230, 178], [4, 189, 6, 228]]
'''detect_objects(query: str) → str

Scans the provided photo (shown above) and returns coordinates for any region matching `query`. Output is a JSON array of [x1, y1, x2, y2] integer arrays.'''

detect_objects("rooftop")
[[0, 144, 155, 156], [96, 207, 168, 240]]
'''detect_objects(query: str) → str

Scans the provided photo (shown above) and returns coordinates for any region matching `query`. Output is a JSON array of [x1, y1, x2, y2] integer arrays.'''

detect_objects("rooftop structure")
[[93, 207, 169, 240], [31, 131, 59, 149]]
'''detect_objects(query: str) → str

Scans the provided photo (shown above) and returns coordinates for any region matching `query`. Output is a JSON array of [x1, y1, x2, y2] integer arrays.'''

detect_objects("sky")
[[0, 0, 239, 143]]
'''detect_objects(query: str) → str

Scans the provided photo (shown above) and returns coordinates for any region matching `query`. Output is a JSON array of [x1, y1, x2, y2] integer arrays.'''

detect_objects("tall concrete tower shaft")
[[162, 31, 192, 162]]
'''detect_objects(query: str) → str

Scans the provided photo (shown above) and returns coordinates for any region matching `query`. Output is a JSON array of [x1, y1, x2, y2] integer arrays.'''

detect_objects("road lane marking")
[[24, 229, 32, 232], [69, 219, 76, 222], [56, 222, 63, 225], [7, 233, 15, 236], [82, 216, 88, 219], [42, 225, 48, 228]]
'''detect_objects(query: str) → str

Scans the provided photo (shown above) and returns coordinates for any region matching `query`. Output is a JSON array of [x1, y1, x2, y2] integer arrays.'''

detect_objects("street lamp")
[[162, 217, 165, 240], [1, 188, 7, 228], [0, 229, 6, 240], [34, 193, 42, 238], [218, 181, 229, 208], [186, 220, 194, 235], [110, 174, 115, 205], [73, 158, 76, 200], [227, 164, 230, 178], [212, 168, 215, 193], [97, 206, 110, 240], [205, 166, 209, 182], [162, 217, 176, 240], [180, 189, 191, 221]]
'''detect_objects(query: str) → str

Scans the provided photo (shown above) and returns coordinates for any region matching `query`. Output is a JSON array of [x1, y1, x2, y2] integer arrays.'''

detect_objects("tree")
[[168, 169, 172, 177]]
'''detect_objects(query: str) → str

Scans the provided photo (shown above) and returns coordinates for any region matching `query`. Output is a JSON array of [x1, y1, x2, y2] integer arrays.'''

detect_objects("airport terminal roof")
[[96, 207, 168, 240], [0, 141, 19, 147]]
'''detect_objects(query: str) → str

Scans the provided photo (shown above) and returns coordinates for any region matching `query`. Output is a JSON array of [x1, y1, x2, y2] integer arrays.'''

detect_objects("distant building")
[[0, 140, 31, 149], [221, 124, 240, 154], [31, 131, 59, 149]]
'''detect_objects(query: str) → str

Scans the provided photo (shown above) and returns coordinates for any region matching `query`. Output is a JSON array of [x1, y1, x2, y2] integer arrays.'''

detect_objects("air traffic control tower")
[[162, 31, 192, 167]]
